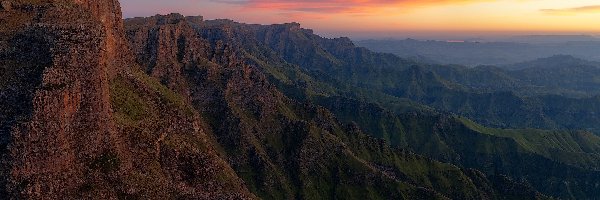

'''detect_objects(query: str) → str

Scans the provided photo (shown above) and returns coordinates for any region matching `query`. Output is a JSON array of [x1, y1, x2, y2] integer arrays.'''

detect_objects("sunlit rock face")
[[0, 1, 255, 199], [0, 1, 122, 198]]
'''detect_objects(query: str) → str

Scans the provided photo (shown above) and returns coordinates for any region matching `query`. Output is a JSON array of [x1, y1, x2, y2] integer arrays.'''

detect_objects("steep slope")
[[1, 1, 594, 199], [297, 88, 600, 199], [257, 27, 600, 199], [1, 1, 253, 199], [460, 117, 600, 170], [243, 21, 600, 134], [155, 18, 600, 199], [1, 1, 125, 197], [108, 69, 254, 199], [125, 14, 546, 199]]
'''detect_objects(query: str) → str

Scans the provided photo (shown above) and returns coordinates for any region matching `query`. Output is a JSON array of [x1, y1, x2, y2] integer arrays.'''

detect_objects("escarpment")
[[1, 2, 124, 198], [72, 0, 132, 76], [124, 14, 547, 199], [0, 0, 583, 199], [125, 13, 210, 99], [1, 1, 254, 199]]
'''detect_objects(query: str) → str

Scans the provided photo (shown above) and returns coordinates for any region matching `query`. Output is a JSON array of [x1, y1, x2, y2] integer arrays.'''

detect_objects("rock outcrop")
[[1, 1, 254, 199], [72, 0, 132, 76], [124, 14, 547, 199], [0, 0, 578, 199], [125, 13, 210, 99], [1, 2, 124, 198]]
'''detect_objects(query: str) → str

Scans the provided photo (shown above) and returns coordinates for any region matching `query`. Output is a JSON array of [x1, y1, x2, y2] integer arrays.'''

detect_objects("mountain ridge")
[[2, 3, 600, 199], [356, 38, 600, 66], [123, 13, 549, 199], [181, 16, 600, 199]]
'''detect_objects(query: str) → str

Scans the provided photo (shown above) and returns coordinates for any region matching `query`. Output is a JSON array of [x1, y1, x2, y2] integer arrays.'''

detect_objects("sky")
[[120, 0, 600, 39]]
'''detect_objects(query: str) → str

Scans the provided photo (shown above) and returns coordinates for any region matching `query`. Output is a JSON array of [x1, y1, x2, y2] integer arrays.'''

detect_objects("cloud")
[[210, 0, 249, 5], [211, 0, 489, 14], [541, 5, 600, 15]]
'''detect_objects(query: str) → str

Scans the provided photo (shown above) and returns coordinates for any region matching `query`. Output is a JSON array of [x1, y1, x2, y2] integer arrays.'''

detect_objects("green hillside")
[[187, 19, 600, 199], [123, 14, 548, 199]]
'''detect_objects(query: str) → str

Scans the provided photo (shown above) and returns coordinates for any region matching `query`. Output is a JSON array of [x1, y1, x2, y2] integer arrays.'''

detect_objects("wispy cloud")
[[541, 5, 600, 15], [211, 0, 490, 14]]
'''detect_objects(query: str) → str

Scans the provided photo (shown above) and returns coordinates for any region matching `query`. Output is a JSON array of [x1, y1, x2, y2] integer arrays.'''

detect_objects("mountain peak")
[[185, 15, 204, 24], [154, 13, 185, 24], [332, 36, 353, 45], [284, 22, 301, 29]]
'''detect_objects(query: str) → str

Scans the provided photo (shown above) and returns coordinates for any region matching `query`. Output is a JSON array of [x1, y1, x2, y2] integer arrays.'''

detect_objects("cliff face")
[[0, 1, 573, 199], [206, 19, 600, 199], [126, 14, 210, 98], [1, 1, 254, 199], [125, 14, 546, 199], [73, 0, 132, 76], [1, 2, 123, 198]]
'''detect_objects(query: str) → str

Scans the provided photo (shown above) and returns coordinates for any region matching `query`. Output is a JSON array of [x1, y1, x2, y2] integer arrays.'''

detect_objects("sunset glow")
[[120, 0, 600, 38]]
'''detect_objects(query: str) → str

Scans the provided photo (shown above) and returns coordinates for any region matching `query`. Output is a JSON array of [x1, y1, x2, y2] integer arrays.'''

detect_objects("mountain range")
[[3, 1, 600, 199], [356, 39, 600, 66]]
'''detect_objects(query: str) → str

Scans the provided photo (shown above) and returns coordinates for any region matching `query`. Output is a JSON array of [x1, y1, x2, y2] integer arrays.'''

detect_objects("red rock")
[[1, 1, 255, 199], [1, 1, 11, 11]]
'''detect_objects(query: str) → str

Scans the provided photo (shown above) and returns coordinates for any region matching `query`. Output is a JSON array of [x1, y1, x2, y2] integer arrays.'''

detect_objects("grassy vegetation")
[[110, 75, 150, 122], [459, 117, 600, 169], [121, 17, 584, 198], [131, 70, 195, 116], [109, 68, 252, 198], [232, 25, 600, 198]]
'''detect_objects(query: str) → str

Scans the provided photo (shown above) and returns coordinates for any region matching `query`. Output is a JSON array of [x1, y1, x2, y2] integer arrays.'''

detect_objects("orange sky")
[[121, 0, 600, 38]]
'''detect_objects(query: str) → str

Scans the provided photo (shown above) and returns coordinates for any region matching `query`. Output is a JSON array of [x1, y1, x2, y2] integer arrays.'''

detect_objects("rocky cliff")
[[201, 18, 600, 199], [0, 0, 569, 199], [73, 0, 132, 76], [1, 1, 123, 198], [124, 14, 546, 199], [0, 1, 253, 199]]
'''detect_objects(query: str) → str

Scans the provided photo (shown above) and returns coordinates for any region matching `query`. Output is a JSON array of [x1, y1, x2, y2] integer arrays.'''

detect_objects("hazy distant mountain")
[[505, 35, 600, 44], [505, 54, 600, 70], [356, 39, 600, 66]]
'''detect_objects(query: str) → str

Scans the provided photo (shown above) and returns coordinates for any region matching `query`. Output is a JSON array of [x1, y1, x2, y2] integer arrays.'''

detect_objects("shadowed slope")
[[125, 14, 547, 200]]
